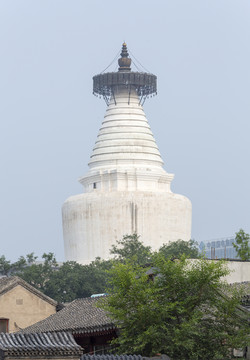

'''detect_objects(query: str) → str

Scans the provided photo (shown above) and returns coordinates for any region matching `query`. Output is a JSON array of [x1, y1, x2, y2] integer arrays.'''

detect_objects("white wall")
[[222, 260, 250, 283]]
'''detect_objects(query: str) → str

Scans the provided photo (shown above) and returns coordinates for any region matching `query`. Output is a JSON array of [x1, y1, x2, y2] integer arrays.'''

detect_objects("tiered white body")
[[62, 86, 192, 264]]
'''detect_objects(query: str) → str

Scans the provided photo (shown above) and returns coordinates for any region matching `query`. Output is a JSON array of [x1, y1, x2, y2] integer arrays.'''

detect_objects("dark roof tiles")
[[81, 355, 171, 360], [21, 297, 115, 335], [82, 356, 144, 360], [0, 331, 82, 357]]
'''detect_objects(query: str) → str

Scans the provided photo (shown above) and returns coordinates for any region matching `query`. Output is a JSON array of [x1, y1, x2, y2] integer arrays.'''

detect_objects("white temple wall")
[[63, 190, 192, 264]]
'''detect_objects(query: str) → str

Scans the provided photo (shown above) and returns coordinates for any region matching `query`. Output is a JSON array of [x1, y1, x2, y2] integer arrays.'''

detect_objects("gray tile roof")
[[82, 356, 145, 360], [21, 297, 116, 335], [0, 276, 57, 306], [81, 355, 171, 360], [0, 331, 82, 357]]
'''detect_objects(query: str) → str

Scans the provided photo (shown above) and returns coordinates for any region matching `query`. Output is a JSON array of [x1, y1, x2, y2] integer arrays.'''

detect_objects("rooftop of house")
[[0, 276, 57, 307], [21, 297, 115, 335], [81, 354, 171, 360], [0, 331, 82, 358]]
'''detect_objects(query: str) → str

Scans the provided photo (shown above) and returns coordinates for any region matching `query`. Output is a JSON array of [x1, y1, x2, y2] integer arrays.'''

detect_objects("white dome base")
[[63, 190, 192, 264]]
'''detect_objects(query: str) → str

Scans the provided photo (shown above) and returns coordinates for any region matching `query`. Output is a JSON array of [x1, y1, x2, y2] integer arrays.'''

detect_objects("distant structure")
[[62, 43, 192, 264], [199, 236, 238, 259]]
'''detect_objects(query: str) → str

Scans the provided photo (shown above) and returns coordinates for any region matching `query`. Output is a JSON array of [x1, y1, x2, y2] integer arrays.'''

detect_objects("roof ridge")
[[0, 276, 57, 306]]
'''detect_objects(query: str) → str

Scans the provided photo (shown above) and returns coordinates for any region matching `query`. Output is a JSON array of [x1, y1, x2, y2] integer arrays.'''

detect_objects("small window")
[[0, 319, 9, 333], [93, 183, 97, 189]]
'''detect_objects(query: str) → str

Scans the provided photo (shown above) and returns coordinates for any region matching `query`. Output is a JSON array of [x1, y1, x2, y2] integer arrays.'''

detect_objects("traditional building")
[[0, 276, 57, 333], [21, 297, 117, 354], [62, 43, 192, 264], [0, 331, 82, 360], [82, 354, 171, 360]]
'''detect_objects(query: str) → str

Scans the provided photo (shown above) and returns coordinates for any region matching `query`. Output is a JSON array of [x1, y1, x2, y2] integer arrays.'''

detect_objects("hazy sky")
[[0, 0, 249, 261]]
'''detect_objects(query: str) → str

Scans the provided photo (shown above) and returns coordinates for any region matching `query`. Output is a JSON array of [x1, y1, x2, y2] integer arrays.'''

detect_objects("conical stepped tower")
[[62, 43, 192, 264]]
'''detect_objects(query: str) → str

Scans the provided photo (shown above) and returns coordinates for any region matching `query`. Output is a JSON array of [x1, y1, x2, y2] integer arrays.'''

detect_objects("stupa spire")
[[118, 42, 131, 71], [82, 43, 167, 188]]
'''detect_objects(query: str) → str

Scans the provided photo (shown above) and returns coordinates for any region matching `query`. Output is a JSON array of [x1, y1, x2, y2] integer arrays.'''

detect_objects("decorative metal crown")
[[93, 43, 157, 105]]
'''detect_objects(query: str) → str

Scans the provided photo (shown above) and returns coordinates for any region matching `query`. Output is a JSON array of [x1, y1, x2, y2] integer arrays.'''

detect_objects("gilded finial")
[[118, 42, 131, 71]]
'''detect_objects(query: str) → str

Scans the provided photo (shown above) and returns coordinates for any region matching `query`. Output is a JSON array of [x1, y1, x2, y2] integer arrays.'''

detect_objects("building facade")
[[0, 276, 57, 333]]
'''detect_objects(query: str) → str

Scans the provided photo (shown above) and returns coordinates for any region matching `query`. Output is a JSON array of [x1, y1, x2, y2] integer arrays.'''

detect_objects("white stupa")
[[62, 43, 192, 264]]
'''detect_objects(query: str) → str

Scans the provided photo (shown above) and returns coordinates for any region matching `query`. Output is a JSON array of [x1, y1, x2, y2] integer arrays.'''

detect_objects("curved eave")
[[72, 324, 117, 336]]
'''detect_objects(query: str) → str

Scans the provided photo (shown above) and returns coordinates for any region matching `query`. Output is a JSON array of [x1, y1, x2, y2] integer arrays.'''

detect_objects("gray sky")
[[0, 0, 249, 261]]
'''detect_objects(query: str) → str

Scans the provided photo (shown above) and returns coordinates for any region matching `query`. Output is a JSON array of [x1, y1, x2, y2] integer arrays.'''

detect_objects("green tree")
[[110, 233, 152, 265], [233, 229, 250, 261], [15, 252, 58, 292], [12, 253, 38, 273], [41, 234, 153, 301], [0, 256, 12, 275], [44, 258, 113, 302], [0, 253, 37, 276], [158, 239, 199, 259], [1, 236, 143, 302], [16, 254, 110, 301], [44, 235, 152, 302], [100, 255, 249, 359]]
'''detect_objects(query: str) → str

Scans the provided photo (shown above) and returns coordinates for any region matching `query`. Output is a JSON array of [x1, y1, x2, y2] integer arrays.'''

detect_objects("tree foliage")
[[17, 256, 113, 302], [0, 252, 113, 302], [43, 258, 113, 302], [110, 233, 152, 265], [0, 235, 150, 301], [0, 253, 37, 276], [0, 256, 12, 276], [100, 255, 249, 359], [15, 253, 58, 292], [233, 229, 250, 261], [158, 239, 199, 259]]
